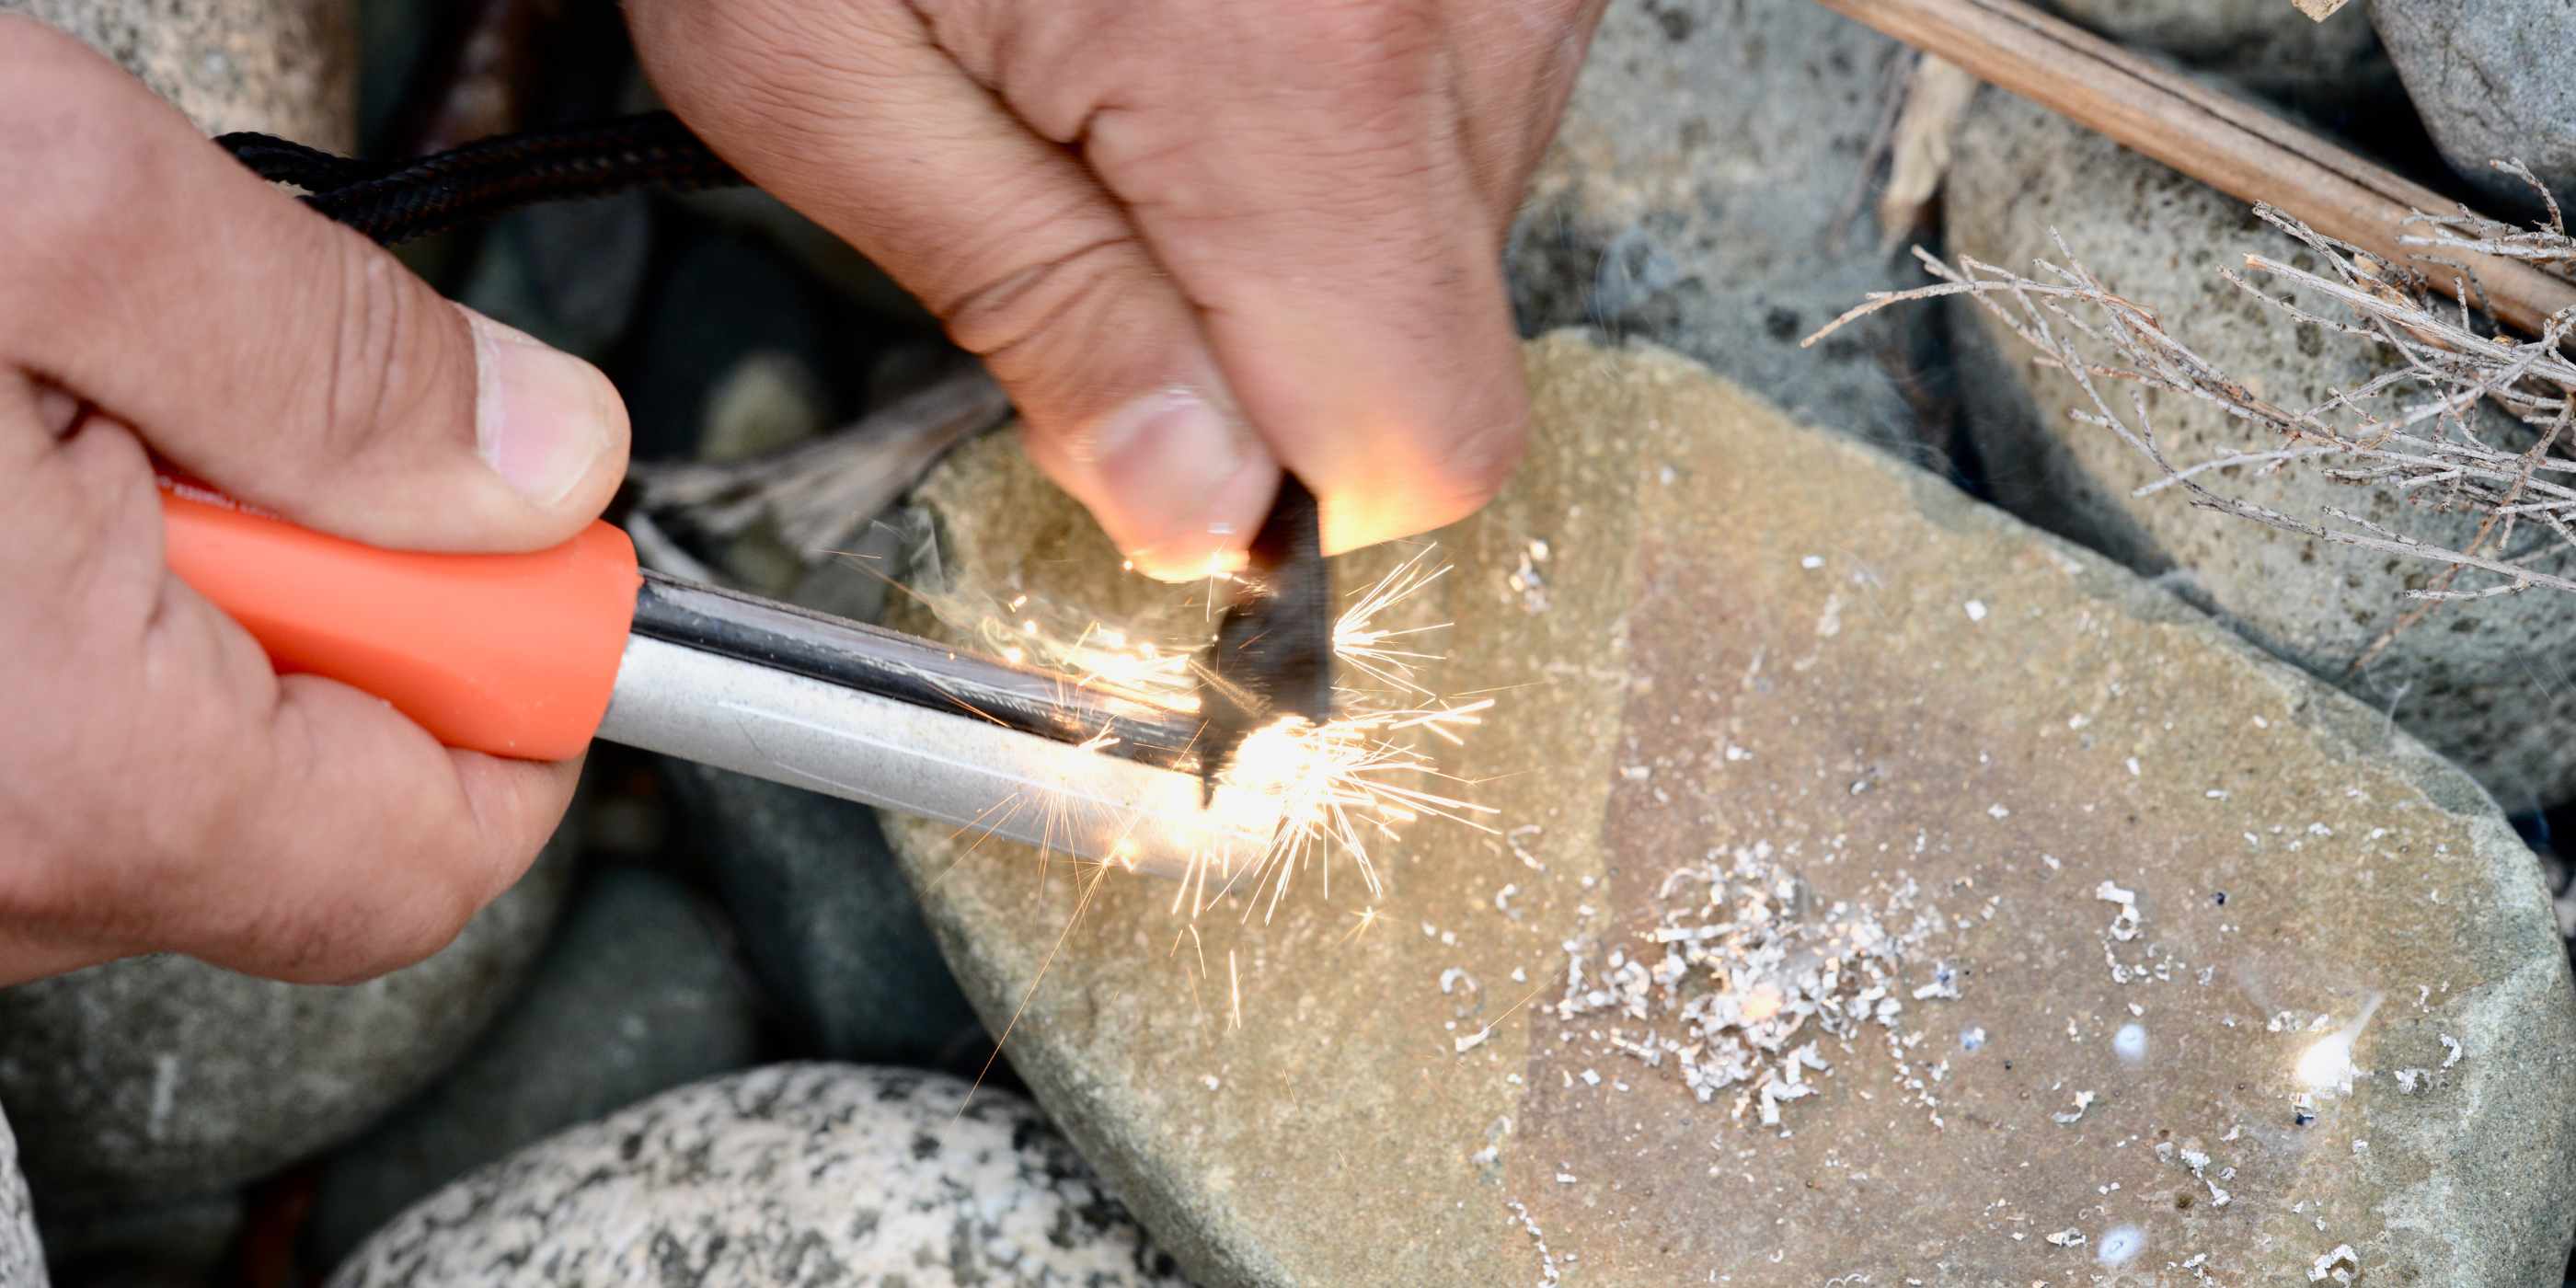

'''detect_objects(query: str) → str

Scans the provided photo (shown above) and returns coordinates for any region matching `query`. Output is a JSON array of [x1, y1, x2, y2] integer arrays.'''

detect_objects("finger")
[[625, 1, 1281, 580], [1443, 1, 1609, 211], [0, 17, 627, 554], [908, 2, 1535, 555], [0, 394, 579, 983], [1098, 7, 1532, 555], [179, 673, 581, 983]]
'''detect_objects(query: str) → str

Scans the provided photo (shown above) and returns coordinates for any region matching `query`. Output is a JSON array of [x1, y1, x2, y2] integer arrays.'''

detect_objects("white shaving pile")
[[2308, 1243, 2359, 1283], [1504, 1197, 1559, 1284], [1550, 844, 1958, 1133]]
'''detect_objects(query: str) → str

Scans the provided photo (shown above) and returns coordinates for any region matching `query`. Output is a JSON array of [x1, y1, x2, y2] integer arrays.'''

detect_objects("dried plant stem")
[[1805, 185, 2576, 643], [1804, 0, 2576, 336], [628, 359, 1009, 563]]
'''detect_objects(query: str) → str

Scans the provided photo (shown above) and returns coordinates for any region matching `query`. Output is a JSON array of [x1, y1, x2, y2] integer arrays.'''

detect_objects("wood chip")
[[1876, 53, 1981, 254]]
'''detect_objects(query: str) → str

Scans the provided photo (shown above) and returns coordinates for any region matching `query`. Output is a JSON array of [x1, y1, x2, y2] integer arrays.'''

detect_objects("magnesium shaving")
[[1551, 842, 1959, 1133]]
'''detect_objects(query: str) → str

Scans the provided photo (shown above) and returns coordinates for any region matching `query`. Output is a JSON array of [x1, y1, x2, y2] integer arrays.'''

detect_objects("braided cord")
[[216, 111, 746, 245]]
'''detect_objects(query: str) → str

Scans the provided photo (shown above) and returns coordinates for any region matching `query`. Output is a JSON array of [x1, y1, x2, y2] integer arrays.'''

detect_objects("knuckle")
[[1281, 0, 1438, 64], [1279, 2, 1441, 106], [298, 239, 454, 467], [0, 828, 78, 937], [938, 228, 1143, 379], [1426, 394, 1530, 517], [0, 44, 157, 346], [638, 0, 906, 126]]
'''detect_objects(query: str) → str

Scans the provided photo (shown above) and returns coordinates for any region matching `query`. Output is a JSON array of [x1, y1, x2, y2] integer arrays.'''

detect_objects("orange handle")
[[158, 490, 641, 761]]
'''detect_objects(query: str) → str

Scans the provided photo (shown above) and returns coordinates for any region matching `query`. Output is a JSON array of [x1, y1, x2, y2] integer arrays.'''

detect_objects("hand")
[[626, 0, 1604, 578], [0, 19, 629, 985]]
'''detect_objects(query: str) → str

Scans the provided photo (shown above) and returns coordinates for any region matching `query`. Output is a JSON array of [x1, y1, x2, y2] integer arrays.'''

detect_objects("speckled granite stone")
[[0, 0, 356, 150], [0, 1105, 43, 1288], [331, 1064, 1189, 1288]]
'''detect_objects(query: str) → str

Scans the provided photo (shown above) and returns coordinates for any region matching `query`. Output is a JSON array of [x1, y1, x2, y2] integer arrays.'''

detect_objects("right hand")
[[0, 18, 630, 986], [628, 0, 1605, 578]]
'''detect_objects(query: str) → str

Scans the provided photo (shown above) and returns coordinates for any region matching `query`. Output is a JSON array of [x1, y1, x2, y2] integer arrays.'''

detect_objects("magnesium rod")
[[594, 635, 1282, 880], [1810, 0, 2576, 337]]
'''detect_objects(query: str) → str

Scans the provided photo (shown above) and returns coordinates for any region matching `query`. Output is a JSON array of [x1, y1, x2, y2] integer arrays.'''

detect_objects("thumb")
[[0, 21, 627, 552], [626, 2, 1280, 580]]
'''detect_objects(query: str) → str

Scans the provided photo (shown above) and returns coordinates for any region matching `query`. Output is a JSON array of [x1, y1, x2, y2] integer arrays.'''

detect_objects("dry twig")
[[2404, 162, 2576, 273], [1804, 177, 2576, 629], [628, 358, 1009, 563], [1807, 0, 2576, 336], [1876, 54, 1982, 256]]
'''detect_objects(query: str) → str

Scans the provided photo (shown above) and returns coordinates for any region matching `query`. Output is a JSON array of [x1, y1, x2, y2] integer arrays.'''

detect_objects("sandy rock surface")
[[884, 332, 2576, 1286]]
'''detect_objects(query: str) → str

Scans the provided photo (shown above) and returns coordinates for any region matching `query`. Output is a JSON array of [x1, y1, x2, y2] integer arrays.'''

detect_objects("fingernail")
[[468, 312, 618, 508], [1093, 389, 1275, 581]]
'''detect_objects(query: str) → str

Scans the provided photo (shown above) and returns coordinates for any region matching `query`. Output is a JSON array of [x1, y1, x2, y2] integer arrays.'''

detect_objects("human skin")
[[0, 1, 1603, 983], [625, 0, 1607, 577], [0, 18, 628, 985]]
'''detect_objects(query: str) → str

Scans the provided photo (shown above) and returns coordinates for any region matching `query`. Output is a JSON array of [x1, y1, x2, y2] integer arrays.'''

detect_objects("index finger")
[[1036, 6, 1535, 553]]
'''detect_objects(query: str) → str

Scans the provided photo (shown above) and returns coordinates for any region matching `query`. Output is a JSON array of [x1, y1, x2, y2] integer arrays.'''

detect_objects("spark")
[[1339, 905, 1382, 944], [958, 857, 1117, 1114], [926, 543, 1498, 1044], [2295, 1032, 2355, 1089], [1456, 978, 1553, 1054], [2294, 994, 2381, 1094], [927, 544, 1494, 926], [1331, 545, 1455, 694], [1203, 700, 1498, 924]]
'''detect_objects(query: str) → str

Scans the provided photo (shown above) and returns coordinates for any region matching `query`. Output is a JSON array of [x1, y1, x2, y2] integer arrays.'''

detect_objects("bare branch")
[[1811, 164, 2576, 660], [628, 359, 1010, 563]]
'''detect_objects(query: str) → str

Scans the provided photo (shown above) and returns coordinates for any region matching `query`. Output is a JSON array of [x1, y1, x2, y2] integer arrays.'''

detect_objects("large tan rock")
[[886, 332, 2576, 1285], [2, 0, 356, 150]]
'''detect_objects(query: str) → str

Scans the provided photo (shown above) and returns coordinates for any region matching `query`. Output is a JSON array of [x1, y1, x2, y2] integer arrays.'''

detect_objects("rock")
[[2042, 0, 2381, 99], [456, 195, 657, 363], [696, 351, 830, 465], [1943, 87, 2576, 810], [2373, 0, 2576, 208], [0, 1106, 43, 1288], [304, 867, 765, 1274], [1, 0, 356, 150], [663, 765, 988, 1072], [38, 1191, 242, 1286], [1507, 0, 1929, 463], [673, 187, 941, 331], [617, 231, 842, 465], [0, 834, 574, 1213], [880, 331, 2576, 1285], [330, 1064, 1187, 1288]]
